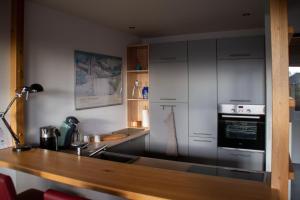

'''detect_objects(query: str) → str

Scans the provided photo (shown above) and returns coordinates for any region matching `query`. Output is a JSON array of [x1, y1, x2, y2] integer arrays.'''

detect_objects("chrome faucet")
[[74, 143, 89, 156], [88, 144, 108, 157]]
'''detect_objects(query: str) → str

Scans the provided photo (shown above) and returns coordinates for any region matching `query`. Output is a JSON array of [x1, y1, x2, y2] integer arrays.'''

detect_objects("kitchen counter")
[[77, 128, 149, 153], [96, 128, 149, 147], [0, 147, 277, 200]]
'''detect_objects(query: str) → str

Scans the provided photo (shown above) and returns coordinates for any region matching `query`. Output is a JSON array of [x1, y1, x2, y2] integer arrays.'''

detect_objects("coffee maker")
[[58, 116, 81, 149], [40, 126, 60, 151]]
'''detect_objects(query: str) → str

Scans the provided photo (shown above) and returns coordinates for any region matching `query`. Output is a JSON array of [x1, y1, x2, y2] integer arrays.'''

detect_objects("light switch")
[[0, 128, 7, 149]]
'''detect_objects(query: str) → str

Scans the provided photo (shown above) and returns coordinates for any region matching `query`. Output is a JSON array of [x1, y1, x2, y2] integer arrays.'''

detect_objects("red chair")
[[0, 173, 43, 200], [44, 189, 89, 200]]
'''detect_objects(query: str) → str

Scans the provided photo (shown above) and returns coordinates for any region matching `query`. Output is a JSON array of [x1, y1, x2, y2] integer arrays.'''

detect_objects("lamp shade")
[[29, 84, 44, 93]]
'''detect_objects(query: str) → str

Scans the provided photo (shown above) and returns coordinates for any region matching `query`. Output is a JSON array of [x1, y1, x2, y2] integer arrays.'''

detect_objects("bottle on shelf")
[[132, 80, 142, 99], [142, 83, 149, 99]]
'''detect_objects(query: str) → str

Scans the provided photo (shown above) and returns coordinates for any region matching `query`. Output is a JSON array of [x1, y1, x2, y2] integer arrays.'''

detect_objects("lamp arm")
[[1, 116, 21, 145], [0, 94, 22, 145], [3, 95, 19, 116]]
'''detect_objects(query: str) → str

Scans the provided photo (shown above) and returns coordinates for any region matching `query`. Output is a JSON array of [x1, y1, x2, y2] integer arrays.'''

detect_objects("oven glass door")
[[218, 114, 265, 150]]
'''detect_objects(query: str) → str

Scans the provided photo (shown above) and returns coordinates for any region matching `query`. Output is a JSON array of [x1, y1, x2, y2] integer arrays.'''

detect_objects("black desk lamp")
[[0, 83, 43, 152]]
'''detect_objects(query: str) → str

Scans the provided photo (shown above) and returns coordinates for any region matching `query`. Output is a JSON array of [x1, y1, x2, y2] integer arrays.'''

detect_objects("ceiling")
[[30, 0, 265, 38]]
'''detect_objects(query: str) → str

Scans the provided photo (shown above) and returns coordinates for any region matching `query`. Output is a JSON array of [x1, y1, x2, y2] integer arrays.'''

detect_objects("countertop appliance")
[[218, 104, 265, 150], [40, 126, 59, 151], [58, 116, 80, 149]]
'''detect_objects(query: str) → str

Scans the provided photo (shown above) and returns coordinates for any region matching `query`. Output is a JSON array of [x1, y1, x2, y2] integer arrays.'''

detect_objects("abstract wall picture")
[[75, 50, 122, 109]]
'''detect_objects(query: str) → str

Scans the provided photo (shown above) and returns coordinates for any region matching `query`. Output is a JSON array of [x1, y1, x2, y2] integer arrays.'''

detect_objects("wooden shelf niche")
[[127, 44, 149, 70], [127, 44, 149, 128]]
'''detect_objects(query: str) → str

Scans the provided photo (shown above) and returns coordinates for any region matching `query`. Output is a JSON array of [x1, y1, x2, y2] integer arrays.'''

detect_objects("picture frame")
[[74, 50, 123, 110]]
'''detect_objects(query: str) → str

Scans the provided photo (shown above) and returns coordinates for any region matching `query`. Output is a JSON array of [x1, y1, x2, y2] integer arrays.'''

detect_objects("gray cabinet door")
[[218, 147, 264, 171], [217, 36, 265, 60], [217, 59, 265, 104], [150, 42, 187, 63], [188, 39, 217, 136], [149, 61, 188, 102], [189, 137, 217, 165], [149, 102, 188, 156]]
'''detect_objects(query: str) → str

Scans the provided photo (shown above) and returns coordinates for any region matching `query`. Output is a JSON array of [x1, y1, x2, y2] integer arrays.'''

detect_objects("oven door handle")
[[221, 115, 260, 119]]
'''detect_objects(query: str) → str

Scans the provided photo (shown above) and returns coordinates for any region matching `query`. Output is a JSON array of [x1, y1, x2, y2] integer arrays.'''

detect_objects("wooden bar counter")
[[0, 148, 277, 200]]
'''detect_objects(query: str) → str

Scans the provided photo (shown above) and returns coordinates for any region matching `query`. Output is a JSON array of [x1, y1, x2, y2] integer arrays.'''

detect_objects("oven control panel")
[[218, 104, 265, 115]]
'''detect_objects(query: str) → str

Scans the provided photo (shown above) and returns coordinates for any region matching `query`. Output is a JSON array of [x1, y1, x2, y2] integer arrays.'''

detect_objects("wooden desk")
[[0, 148, 277, 200]]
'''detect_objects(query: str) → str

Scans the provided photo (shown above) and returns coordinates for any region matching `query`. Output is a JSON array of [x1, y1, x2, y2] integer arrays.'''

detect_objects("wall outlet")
[[0, 128, 7, 149]]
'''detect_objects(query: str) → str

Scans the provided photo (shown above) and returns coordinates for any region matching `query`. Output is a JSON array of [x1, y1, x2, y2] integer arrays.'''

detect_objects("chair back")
[[0, 173, 17, 200]]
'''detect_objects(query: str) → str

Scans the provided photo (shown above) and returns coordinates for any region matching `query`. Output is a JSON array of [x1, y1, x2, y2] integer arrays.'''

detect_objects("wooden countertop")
[[63, 128, 149, 155], [91, 128, 149, 148], [0, 148, 277, 200]]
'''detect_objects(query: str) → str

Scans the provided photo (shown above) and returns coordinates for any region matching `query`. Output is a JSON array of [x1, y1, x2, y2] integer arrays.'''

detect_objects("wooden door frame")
[[10, 0, 25, 144], [269, 0, 290, 199]]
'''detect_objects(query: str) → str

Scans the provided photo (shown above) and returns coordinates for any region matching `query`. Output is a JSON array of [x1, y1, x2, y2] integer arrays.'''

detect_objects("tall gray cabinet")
[[149, 42, 189, 156], [217, 36, 266, 171], [188, 39, 218, 164]]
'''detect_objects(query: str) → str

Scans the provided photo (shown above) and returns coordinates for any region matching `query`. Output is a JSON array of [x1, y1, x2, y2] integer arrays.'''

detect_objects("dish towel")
[[164, 106, 178, 157]]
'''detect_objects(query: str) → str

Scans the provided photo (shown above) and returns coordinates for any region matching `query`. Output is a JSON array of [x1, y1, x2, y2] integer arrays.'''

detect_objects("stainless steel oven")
[[218, 104, 265, 150]]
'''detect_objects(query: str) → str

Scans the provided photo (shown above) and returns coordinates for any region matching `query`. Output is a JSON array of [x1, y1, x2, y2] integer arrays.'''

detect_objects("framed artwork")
[[74, 50, 123, 110]]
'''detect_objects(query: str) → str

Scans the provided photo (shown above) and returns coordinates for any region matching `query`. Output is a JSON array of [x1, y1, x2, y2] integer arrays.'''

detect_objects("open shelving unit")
[[126, 44, 150, 128]]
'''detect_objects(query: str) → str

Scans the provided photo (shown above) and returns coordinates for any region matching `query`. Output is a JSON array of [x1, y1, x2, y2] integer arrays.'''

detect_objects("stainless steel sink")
[[92, 151, 139, 163]]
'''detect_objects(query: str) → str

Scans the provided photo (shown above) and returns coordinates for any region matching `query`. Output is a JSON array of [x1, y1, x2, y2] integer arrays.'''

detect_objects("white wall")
[[0, 0, 17, 187], [0, 0, 13, 148], [24, 1, 139, 144]]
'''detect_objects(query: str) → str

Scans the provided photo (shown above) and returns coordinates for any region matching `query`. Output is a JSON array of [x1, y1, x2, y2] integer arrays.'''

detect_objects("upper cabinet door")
[[150, 42, 187, 63], [217, 36, 265, 60], [149, 61, 188, 102], [217, 59, 266, 104], [188, 39, 217, 135]]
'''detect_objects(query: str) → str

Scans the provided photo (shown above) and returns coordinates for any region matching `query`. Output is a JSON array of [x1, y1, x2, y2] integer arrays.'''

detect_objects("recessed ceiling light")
[[128, 26, 136, 30], [242, 12, 252, 17]]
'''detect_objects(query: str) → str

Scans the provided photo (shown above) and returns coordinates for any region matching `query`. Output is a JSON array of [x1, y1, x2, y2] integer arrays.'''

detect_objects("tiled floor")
[[291, 164, 300, 200]]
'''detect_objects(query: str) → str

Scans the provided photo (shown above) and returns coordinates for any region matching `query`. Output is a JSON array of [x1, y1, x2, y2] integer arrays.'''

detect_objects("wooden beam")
[[269, 0, 290, 199], [10, 0, 25, 144]]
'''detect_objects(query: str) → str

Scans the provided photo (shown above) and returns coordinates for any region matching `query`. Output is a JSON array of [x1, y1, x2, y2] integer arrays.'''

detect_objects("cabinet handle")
[[159, 57, 177, 61], [230, 153, 251, 157], [193, 133, 212, 136], [229, 54, 251, 57], [160, 98, 177, 101], [193, 139, 212, 143], [230, 99, 251, 102]]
